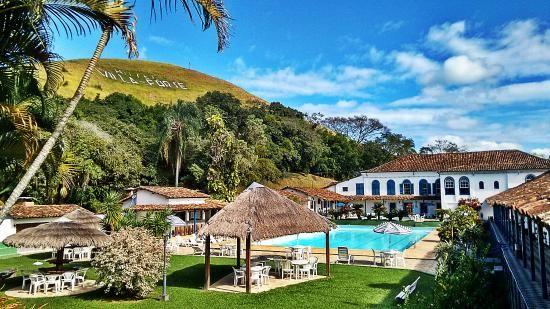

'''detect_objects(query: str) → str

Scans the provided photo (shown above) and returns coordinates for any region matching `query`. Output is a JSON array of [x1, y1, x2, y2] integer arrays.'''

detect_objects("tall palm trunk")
[[0, 27, 112, 221], [175, 154, 181, 187]]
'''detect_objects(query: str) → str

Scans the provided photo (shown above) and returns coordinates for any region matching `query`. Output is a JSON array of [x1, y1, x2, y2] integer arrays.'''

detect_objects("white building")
[[328, 150, 550, 218], [122, 186, 225, 234]]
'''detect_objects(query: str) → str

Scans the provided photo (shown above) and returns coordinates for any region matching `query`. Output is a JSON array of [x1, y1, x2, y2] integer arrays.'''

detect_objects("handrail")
[[489, 221, 530, 308]]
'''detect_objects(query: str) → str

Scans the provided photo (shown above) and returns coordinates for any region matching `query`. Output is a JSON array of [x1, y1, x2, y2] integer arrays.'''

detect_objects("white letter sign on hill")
[[96, 68, 188, 90]]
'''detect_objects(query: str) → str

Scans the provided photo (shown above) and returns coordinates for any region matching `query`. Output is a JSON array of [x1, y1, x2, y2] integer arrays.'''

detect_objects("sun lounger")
[[395, 276, 420, 303], [335, 247, 354, 264]]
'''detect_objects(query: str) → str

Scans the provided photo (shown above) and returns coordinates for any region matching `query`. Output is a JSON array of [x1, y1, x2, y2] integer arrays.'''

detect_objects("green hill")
[[58, 59, 265, 106], [267, 173, 336, 189]]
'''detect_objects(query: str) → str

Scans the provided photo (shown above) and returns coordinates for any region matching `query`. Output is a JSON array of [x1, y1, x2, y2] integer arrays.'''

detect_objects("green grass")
[[333, 219, 441, 228], [1, 254, 433, 308], [57, 59, 265, 106]]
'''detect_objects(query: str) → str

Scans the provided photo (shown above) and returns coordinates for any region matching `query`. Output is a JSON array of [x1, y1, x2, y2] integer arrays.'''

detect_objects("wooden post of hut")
[[520, 215, 527, 268], [325, 231, 330, 277], [204, 235, 211, 290], [245, 232, 252, 293], [236, 237, 241, 268]]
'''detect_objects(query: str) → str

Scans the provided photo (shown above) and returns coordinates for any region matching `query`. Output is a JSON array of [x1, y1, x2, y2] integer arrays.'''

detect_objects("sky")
[[54, 0, 550, 156]]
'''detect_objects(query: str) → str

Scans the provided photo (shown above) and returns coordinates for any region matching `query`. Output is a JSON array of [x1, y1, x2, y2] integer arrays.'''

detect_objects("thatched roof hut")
[[3, 219, 110, 269], [62, 208, 102, 229], [199, 185, 334, 293], [3, 220, 110, 249], [200, 186, 333, 240]]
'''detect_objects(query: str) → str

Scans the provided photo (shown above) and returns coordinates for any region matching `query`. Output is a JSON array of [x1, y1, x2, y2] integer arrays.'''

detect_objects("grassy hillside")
[[57, 59, 265, 106], [267, 173, 336, 189]]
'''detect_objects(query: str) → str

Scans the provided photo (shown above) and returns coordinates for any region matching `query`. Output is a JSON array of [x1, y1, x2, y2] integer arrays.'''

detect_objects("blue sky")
[[55, 0, 550, 156]]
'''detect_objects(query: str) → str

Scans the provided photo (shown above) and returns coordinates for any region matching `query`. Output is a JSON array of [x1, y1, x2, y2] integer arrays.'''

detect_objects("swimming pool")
[[257, 225, 433, 251]]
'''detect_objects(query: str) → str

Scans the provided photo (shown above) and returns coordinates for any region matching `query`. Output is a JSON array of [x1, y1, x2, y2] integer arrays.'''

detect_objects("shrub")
[[397, 209, 407, 221], [92, 227, 167, 298], [387, 208, 398, 221], [458, 198, 482, 211], [373, 203, 387, 220], [352, 204, 363, 220]]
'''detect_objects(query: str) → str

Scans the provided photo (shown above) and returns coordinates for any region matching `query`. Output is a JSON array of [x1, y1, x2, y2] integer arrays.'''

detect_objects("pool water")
[[257, 225, 433, 251]]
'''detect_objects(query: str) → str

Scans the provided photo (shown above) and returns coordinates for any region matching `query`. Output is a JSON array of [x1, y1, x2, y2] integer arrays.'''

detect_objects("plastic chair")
[[232, 267, 245, 286], [298, 263, 312, 279], [260, 266, 271, 284], [28, 274, 45, 295], [61, 272, 76, 291], [44, 274, 60, 293], [75, 268, 88, 285], [281, 260, 294, 280], [309, 256, 319, 276]]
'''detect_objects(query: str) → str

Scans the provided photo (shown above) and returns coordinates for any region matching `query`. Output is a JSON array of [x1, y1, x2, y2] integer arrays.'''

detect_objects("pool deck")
[[174, 229, 440, 275]]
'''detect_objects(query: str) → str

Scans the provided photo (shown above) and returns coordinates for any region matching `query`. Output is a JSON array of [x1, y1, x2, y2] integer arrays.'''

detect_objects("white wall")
[[332, 169, 547, 212], [135, 190, 168, 205], [167, 197, 206, 205]]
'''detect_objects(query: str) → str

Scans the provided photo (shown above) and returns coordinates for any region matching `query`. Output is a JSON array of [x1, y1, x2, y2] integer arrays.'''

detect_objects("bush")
[[92, 227, 167, 298], [373, 203, 387, 220], [352, 204, 363, 220], [397, 209, 407, 221]]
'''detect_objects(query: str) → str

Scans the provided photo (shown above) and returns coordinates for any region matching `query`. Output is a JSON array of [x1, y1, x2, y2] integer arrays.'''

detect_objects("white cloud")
[[230, 58, 388, 99], [423, 135, 522, 152], [394, 52, 440, 85], [531, 148, 550, 158], [149, 35, 175, 46], [380, 20, 405, 33], [443, 55, 491, 84]]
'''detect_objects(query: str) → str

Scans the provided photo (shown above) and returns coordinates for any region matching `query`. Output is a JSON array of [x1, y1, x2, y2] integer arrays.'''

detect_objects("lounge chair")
[[191, 245, 205, 256], [395, 277, 420, 303], [336, 247, 354, 264]]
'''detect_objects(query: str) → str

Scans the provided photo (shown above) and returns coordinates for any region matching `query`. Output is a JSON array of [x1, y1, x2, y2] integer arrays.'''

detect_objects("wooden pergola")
[[199, 185, 334, 293]]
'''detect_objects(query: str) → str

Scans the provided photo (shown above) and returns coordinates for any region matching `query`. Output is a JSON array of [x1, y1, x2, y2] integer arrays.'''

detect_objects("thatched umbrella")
[[199, 184, 334, 293], [3, 218, 110, 269], [62, 208, 102, 229]]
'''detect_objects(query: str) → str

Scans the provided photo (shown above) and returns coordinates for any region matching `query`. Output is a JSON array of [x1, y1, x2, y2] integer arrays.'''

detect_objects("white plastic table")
[[290, 259, 309, 279]]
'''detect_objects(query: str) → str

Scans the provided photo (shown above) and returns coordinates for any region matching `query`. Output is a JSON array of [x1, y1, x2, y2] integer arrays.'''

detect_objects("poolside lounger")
[[191, 245, 205, 256], [395, 276, 420, 303], [335, 247, 354, 264]]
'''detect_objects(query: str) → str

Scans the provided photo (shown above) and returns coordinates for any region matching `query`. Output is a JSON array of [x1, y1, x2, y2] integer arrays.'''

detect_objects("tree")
[[373, 203, 387, 220], [352, 204, 364, 220], [322, 115, 387, 144], [420, 139, 466, 154], [376, 131, 416, 158], [93, 190, 123, 232], [1, 0, 230, 218], [158, 102, 201, 187]]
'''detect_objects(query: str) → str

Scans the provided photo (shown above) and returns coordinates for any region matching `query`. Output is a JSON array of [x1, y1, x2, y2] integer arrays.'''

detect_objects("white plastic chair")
[[28, 274, 45, 295], [44, 274, 60, 293], [260, 266, 271, 284], [60, 272, 76, 291], [298, 263, 312, 279], [251, 270, 262, 287], [281, 260, 294, 280], [232, 267, 245, 286], [309, 256, 319, 276], [75, 268, 88, 285]]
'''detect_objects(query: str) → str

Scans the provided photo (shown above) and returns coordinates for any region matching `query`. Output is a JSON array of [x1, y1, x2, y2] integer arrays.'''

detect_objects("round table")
[[290, 259, 309, 279], [381, 250, 399, 267]]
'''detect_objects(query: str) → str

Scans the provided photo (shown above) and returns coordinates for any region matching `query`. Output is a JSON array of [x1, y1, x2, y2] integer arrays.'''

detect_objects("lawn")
[[333, 219, 441, 228], [1, 254, 433, 308]]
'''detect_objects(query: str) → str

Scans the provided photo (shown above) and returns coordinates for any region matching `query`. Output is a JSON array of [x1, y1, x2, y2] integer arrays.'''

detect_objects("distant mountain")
[[58, 59, 265, 105]]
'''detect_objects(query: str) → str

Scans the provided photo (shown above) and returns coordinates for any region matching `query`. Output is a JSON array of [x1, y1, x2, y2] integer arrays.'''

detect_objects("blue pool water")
[[257, 225, 433, 251]]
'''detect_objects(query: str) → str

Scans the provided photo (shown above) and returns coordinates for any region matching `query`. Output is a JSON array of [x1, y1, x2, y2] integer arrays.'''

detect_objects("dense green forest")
[[1, 91, 416, 207]]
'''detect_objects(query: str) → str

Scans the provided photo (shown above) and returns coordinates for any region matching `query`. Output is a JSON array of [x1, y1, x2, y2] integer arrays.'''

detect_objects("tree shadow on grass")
[[166, 263, 232, 289]]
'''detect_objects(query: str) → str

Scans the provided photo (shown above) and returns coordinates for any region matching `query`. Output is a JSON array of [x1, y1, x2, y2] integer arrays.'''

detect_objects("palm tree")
[[158, 103, 201, 187], [94, 190, 123, 232], [1, 0, 230, 219]]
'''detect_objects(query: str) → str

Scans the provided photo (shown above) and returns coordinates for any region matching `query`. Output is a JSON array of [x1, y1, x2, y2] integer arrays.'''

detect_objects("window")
[[444, 177, 455, 195], [459, 176, 470, 195], [342, 187, 348, 192], [479, 181, 485, 189], [356, 183, 364, 195], [419, 179, 430, 196], [371, 180, 380, 195], [494, 181, 500, 189], [526, 174, 536, 182], [387, 180, 396, 195], [400, 179, 414, 195], [433, 179, 441, 195]]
